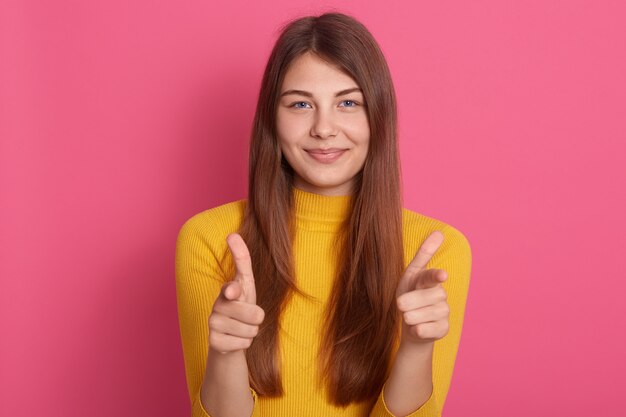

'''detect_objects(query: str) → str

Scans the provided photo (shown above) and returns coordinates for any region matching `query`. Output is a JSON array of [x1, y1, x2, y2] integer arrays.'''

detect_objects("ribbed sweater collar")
[[292, 187, 353, 231]]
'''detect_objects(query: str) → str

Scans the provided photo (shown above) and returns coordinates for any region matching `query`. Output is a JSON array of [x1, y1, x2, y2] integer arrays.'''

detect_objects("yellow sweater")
[[175, 188, 472, 417]]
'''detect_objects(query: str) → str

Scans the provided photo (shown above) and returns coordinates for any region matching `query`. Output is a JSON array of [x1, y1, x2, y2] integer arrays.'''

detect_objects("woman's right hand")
[[208, 233, 265, 354]]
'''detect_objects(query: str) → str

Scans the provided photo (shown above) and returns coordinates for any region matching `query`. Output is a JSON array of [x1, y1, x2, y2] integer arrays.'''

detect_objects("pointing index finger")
[[405, 231, 445, 277], [226, 233, 256, 304]]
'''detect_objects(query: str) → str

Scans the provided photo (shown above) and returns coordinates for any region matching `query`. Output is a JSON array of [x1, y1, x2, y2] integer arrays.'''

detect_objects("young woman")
[[176, 12, 471, 417]]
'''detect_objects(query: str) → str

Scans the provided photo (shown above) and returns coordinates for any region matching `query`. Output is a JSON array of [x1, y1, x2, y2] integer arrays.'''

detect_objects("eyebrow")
[[279, 87, 362, 98]]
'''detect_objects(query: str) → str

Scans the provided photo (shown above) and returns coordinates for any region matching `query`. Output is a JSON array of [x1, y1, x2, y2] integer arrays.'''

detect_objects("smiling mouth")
[[306, 148, 347, 154], [304, 148, 347, 164]]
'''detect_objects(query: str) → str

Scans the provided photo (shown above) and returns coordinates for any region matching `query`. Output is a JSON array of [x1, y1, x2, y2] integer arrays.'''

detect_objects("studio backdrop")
[[1, 1, 625, 416]]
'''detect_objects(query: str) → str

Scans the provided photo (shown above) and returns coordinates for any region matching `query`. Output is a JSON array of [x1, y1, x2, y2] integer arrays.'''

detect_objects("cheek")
[[346, 124, 370, 150], [276, 112, 308, 144], [341, 112, 370, 141]]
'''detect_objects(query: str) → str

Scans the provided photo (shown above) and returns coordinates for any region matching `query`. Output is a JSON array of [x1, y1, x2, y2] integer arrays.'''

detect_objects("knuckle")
[[208, 332, 219, 347], [396, 297, 407, 312], [441, 303, 450, 316], [415, 324, 425, 338], [404, 310, 420, 325], [254, 307, 265, 324], [208, 314, 219, 329], [403, 311, 412, 323]]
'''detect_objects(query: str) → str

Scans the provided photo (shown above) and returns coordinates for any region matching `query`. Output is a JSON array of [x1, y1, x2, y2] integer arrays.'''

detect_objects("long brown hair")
[[239, 12, 404, 406]]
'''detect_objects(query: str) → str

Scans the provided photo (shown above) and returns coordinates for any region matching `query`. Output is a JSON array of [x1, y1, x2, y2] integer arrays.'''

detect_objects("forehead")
[[281, 52, 360, 93]]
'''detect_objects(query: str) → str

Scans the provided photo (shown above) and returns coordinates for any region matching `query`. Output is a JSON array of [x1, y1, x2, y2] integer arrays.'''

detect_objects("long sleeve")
[[174, 202, 260, 417], [175, 194, 471, 417], [369, 220, 473, 417]]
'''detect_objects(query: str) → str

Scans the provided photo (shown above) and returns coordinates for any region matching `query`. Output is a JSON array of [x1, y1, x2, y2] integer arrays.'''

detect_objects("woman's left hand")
[[396, 231, 450, 345]]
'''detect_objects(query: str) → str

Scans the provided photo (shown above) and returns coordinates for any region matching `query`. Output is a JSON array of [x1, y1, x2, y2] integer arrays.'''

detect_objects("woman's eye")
[[291, 101, 311, 109], [340, 100, 358, 107]]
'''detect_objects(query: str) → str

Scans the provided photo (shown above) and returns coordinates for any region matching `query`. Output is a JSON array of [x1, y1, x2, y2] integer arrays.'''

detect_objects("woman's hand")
[[396, 231, 450, 345], [208, 233, 265, 354], [201, 233, 260, 415]]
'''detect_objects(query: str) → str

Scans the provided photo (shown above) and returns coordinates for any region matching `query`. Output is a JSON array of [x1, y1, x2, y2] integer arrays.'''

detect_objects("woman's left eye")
[[339, 100, 358, 107]]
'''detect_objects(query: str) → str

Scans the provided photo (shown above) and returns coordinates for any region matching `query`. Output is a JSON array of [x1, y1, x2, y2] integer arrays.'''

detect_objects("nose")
[[310, 108, 338, 139]]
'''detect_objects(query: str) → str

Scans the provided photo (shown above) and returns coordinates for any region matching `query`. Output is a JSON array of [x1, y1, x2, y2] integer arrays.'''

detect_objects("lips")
[[304, 148, 347, 164]]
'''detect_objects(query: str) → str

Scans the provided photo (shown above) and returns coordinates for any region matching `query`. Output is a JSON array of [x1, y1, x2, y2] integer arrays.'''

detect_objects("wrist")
[[207, 346, 247, 371], [398, 339, 434, 355], [208, 345, 248, 356]]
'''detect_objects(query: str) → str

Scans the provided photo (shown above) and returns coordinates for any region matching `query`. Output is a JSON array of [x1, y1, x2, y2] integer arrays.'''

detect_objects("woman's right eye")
[[291, 101, 312, 109]]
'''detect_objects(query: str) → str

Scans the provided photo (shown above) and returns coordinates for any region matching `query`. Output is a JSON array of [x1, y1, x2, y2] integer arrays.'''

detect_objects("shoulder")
[[401, 208, 472, 269], [176, 199, 247, 267], [178, 199, 247, 239]]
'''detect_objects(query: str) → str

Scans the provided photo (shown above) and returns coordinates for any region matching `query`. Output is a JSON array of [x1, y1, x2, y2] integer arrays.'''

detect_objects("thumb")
[[414, 268, 448, 290], [221, 280, 243, 301], [397, 231, 445, 296]]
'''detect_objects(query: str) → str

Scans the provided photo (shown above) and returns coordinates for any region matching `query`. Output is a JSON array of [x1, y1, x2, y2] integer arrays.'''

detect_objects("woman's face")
[[276, 52, 370, 196]]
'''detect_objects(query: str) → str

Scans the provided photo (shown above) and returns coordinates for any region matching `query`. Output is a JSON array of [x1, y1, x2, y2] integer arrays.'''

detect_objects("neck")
[[292, 187, 353, 232]]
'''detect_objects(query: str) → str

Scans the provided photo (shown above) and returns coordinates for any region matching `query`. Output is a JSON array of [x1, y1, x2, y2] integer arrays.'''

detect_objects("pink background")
[[1, 1, 625, 416]]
